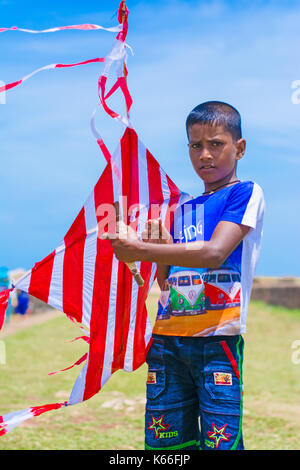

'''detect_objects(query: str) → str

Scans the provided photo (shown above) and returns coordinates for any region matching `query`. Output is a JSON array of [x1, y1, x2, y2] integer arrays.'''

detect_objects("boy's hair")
[[186, 101, 242, 141]]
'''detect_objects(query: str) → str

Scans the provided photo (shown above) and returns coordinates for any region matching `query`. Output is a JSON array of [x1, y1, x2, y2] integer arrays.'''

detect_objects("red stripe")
[[83, 165, 114, 401], [0, 80, 22, 93], [0, 288, 13, 330], [104, 79, 121, 101], [111, 128, 139, 371], [118, 77, 133, 114], [165, 174, 181, 232], [0, 58, 105, 95], [98, 75, 119, 119], [132, 262, 153, 370], [28, 251, 55, 303], [31, 402, 67, 417], [62, 207, 86, 323], [0, 416, 8, 436], [96, 137, 122, 184], [97, 138, 112, 163], [0, 414, 7, 436], [48, 352, 88, 375], [146, 148, 164, 206], [55, 57, 105, 68], [111, 263, 133, 372], [121, 128, 139, 222], [166, 173, 180, 196], [220, 340, 240, 381]]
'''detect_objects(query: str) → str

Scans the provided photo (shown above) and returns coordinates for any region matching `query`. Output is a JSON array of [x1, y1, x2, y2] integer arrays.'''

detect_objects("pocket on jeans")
[[146, 337, 166, 400], [203, 370, 241, 403], [203, 341, 242, 403]]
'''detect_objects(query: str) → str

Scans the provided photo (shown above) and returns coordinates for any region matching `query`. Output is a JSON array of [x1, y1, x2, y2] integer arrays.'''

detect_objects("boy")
[[105, 101, 265, 450]]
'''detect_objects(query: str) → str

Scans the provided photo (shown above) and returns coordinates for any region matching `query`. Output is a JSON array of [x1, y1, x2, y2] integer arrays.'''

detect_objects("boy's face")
[[187, 123, 246, 187]]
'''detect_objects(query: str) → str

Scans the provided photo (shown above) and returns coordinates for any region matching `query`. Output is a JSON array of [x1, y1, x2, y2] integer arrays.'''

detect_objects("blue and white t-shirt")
[[153, 181, 265, 337]]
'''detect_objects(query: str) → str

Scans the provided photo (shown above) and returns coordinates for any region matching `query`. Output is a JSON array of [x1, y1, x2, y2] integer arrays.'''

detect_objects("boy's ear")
[[235, 138, 246, 161]]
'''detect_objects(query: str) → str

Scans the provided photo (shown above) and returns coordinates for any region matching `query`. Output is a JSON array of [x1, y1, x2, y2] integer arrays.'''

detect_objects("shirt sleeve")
[[220, 181, 265, 229]]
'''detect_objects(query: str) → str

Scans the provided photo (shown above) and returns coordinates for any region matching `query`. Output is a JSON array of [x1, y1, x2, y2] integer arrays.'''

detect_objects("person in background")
[[0, 266, 13, 325], [14, 289, 30, 317]]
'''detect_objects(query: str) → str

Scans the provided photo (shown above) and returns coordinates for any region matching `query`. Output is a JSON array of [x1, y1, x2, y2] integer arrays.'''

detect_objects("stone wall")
[[251, 277, 300, 309]]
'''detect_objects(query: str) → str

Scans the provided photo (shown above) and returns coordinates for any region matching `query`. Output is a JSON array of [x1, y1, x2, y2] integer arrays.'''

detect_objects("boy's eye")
[[190, 143, 202, 150], [189, 141, 223, 150], [211, 141, 223, 147]]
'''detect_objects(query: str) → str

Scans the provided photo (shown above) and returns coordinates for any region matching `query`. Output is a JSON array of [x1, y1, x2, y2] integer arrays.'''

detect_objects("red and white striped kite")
[[0, 1, 189, 435]]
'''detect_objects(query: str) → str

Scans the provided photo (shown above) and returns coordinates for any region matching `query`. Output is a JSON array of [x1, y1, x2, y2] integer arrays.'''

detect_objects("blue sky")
[[0, 0, 300, 276]]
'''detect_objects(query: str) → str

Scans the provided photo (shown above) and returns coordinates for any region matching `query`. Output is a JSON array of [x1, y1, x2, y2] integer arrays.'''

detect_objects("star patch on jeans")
[[207, 423, 231, 448]]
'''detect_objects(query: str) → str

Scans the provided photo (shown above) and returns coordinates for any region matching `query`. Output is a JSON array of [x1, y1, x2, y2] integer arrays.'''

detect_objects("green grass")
[[0, 295, 300, 450]]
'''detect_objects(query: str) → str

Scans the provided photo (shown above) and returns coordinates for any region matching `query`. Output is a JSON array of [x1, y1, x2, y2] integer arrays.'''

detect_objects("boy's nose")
[[199, 147, 213, 160]]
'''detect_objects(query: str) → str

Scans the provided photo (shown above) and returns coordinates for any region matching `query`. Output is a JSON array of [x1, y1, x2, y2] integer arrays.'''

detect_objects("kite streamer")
[[0, 58, 105, 93], [0, 24, 122, 34]]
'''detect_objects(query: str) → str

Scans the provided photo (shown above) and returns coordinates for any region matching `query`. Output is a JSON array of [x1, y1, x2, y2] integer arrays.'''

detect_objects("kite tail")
[[0, 288, 14, 330], [0, 402, 68, 436]]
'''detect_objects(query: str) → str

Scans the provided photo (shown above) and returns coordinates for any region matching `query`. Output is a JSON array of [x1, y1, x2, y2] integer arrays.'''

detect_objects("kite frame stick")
[[113, 201, 144, 287]]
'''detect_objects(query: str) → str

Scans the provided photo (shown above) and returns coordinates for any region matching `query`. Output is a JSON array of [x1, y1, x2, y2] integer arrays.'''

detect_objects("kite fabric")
[[0, 127, 188, 436], [0, 1, 190, 436]]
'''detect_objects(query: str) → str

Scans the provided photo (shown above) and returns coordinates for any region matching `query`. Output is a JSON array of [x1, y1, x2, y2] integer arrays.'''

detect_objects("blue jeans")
[[145, 334, 244, 450]]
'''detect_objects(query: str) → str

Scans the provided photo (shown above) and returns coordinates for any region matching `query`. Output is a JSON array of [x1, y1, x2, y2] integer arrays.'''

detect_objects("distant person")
[[14, 289, 30, 316], [105, 101, 265, 450], [0, 266, 13, 325]]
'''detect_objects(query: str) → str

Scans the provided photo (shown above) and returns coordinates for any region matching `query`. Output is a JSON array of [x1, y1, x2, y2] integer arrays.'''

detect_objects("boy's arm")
[[156, 265, 170, 290], [104, 220, 250, 268]]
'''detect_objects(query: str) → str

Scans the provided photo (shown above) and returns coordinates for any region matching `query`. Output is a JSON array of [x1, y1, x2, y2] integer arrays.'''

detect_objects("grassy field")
[[0, 293, 300, 450]]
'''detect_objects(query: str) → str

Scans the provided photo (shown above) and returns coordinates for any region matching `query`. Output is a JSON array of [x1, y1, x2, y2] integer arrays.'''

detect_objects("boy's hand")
[[141, 218, 173, 245], [101, 218, 173, 264], [101, 222, 141, 263]]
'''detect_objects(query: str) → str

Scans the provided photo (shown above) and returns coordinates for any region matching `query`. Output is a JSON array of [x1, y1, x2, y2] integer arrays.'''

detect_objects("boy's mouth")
[[199, 164, 216, 170]]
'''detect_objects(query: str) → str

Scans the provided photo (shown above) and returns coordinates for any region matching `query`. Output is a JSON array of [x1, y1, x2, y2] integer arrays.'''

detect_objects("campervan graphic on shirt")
[[153, 181, 265, 337], [157, 270, 206, 320], [154, 266, 241, 336], [169, 270, 206, 315], [202, 269, 241, 310]]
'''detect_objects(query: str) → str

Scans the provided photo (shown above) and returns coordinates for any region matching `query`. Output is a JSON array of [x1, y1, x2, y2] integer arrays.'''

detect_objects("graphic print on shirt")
[[153, 181, 265, 337], [154, 267, 241, 336]]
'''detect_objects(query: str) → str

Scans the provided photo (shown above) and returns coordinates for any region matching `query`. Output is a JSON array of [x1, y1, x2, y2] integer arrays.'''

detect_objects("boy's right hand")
[[141, 218, 173, 244]]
